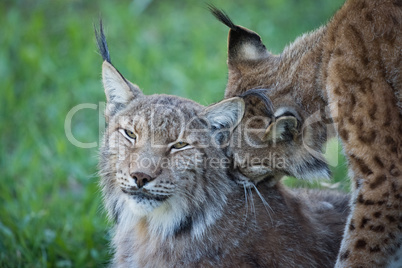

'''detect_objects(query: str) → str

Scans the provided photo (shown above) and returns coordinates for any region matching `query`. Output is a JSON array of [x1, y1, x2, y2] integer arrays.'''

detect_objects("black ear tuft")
[[240, 88, 275, 118], [208, 5, 269, 62], [94, 19, 111, 63], [208, 5, 237, 30]]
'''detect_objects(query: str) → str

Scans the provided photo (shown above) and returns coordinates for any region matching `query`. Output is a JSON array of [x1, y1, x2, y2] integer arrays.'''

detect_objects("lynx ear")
[[95, 20, 143, 120], [209, 7, 269, 63], [202, 97, 245, 130], [102, 62, 143, 120]]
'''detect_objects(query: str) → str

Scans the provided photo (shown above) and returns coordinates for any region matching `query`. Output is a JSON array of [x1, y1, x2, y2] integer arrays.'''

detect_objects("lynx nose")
[[130, 172, 154, 189]]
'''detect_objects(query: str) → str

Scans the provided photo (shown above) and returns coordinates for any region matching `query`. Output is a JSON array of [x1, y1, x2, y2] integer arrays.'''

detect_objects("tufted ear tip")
[[95, 21, 144, 121], [94, 19, 111, 63], [208, 5, 237, 30], [209, 6, 270, 63]]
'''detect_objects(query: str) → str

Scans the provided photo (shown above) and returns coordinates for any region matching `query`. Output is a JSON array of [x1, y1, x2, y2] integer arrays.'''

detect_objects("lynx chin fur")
[[210, 0, 402, 267], [95, 21, 349, 267]]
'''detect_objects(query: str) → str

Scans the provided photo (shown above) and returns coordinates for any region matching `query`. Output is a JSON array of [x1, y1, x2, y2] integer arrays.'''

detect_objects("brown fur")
[[211, 0, 402, 266], [95, 23, 350, 267]]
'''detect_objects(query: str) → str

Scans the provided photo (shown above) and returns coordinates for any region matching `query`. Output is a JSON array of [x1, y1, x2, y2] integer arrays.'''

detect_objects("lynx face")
[[228, 91, 329, 186], [106, 97, 206, 216], [209, 8, 332, 184], [98, 57, 245, 239]]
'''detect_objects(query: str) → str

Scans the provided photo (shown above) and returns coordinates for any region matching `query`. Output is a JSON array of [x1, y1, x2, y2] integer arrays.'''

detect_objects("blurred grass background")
[[0, 0, 347, 267]]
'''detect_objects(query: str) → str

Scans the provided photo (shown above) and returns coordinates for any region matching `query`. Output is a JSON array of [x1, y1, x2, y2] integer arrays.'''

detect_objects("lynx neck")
[[277, 25, 329, 114]]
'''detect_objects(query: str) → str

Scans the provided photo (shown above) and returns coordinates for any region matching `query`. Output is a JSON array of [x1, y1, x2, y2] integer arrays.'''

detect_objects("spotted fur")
[[95, 22, 350, 267], [210, 0, 402, 266]]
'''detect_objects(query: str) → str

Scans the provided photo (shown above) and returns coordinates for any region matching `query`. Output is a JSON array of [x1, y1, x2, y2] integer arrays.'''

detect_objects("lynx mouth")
[[238, 165, 274, 183], [121, 188, 168, 202]]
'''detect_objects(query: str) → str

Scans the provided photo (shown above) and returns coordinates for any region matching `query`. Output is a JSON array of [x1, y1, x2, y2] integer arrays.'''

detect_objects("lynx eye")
[[124, 130, 136, 139], [171, 142, 189, 150], [120, 129, 137, 143]]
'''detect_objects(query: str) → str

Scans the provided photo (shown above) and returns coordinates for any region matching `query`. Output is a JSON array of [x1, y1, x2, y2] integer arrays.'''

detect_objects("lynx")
[[95, 22, 349, 267], [210, 0, 402, 267]]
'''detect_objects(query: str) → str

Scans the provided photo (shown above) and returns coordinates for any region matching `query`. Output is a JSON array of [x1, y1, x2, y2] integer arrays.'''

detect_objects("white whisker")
[[247, 187, 256, 223], [243, 183, 249, 224], [252, 184, 274, 225]]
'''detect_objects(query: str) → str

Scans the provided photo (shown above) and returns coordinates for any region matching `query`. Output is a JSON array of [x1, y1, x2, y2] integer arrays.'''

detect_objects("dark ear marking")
[[94, 20, 135, 89], [208, 5, 237, 30], [208, 5, 269, 62], [94, 19, 111, 64]]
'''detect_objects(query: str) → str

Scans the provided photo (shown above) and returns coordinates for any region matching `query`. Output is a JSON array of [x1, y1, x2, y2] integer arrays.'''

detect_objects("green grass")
[[0, 0, 346, 266]]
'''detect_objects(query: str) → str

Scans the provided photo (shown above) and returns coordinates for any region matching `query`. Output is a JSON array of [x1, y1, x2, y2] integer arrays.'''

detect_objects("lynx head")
[[210, 8, 330, 184], [95, 22, 245, 239]]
